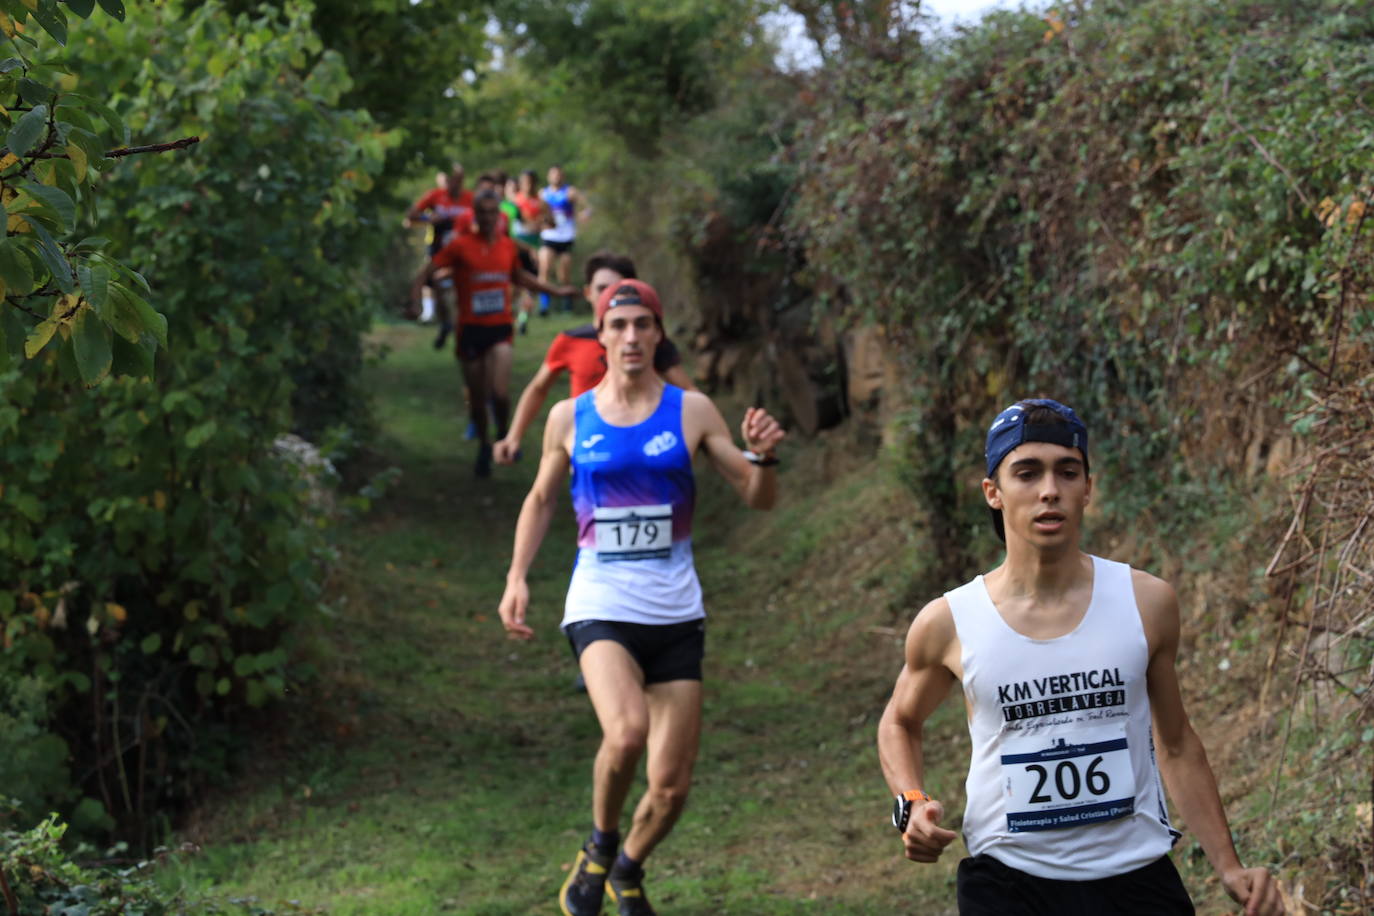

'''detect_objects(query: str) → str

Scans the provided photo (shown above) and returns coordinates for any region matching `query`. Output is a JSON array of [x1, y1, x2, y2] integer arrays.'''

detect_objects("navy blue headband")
[[984, 399, 1088, 477]]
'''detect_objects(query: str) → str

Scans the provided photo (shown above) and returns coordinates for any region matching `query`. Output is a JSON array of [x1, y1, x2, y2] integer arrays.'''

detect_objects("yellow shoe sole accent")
[[559, 848, 606, 916]]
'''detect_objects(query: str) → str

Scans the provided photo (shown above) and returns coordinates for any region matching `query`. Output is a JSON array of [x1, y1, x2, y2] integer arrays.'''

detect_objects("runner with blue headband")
[[875, 398, 1282, 915]]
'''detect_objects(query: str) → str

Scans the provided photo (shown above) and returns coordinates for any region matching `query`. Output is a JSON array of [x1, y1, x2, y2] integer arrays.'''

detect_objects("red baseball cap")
[[595, 279, 663, 328]]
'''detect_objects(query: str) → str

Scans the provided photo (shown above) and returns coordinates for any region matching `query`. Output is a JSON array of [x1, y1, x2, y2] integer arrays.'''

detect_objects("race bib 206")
[[1000, 724, 1136, 833]]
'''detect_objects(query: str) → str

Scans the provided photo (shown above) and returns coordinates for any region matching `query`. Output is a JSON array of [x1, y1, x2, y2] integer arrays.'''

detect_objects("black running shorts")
[[456, 323, 513, 361], [563, 618, 705, 684], [518, 247, 537, 275], [956, 853, 1194, 915], [541, 238, 574, 255]]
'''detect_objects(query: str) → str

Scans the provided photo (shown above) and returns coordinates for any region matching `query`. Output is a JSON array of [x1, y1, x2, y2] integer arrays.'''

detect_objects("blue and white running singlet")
[[540, 184, 576, 244], [561, 385, 703, 628]]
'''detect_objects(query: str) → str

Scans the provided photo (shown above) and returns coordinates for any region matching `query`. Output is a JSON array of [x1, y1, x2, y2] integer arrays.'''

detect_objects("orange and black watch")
[[892, 789, 932, 832]]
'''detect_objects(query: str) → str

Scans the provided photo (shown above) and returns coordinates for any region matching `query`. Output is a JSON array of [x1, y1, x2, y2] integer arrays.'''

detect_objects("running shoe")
[[518, 311, 529, 335], [433, 319, 452, 350], [475, 444, 493, 478], [607, 864, 655, 916], [559, 841, 611, 916]]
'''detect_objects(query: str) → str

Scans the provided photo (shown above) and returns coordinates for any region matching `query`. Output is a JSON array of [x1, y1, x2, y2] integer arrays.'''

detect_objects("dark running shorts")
[[956, 853, 1194, 915], [563, 618, 705, 684], [456, 323, 513, 361], [519, 247, 537, 275], [541, 238, 574, 255]]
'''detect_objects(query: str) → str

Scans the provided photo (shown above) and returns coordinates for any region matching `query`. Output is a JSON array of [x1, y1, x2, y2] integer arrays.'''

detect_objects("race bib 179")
[[593, 504, 672, 561], [999, 724, 1136, 833]]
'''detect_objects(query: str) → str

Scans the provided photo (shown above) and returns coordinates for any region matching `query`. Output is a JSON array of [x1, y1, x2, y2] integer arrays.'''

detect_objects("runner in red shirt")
[[493, 251, 694, 465], [411, 190, 577, 477]]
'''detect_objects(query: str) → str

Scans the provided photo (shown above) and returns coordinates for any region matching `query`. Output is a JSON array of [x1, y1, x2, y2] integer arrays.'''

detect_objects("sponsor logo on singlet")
[[643, 431, 678, 457], [995, 668, 1127, 723], [581, 434, 605, 449]]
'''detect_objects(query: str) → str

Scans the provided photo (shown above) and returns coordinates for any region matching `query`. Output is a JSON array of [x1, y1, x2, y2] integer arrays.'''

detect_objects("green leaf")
[[73, 236, 109, 252], [0, 58, 23, 74], [65, 141, 87, 178], [110, 330, 154, 377], [19, 180, 74, 232], [104, 281, 143, 342], [71, 305, 111, 386], [64, 0, 95, 18], [67, 126, 108, 169], [110, 282, 166, 348], [140, 633, 161, 654], [185, 419, 217, 448], [17, 77, 55, 105], [24, 317, 57, 358], [19, 215, 73, 292], [95, 0, 124, 21], [55, 104, 96, 134], [6, 103, 49, 157], [0, 237, 35, 295], [30, 0, 68, 46], [76, 260, 109, 311], [64, 93, 125, 144]]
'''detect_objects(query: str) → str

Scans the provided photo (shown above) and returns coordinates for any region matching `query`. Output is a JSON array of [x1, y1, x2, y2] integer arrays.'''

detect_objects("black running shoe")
[[475, 444, 492, 478], [433, 320, 452, 350], [607, 864, 656, 916], [559, 842, 611, 916]]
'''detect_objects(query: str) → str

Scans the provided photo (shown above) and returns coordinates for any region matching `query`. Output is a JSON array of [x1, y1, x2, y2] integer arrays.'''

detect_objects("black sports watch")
[[892, 788, 932, 832]]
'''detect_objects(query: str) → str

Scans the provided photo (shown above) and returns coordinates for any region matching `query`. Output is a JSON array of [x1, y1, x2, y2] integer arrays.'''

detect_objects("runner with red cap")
[[498, 278, 785, 916], [492, 251, 694, 468], [876, 398, 1282, 915]]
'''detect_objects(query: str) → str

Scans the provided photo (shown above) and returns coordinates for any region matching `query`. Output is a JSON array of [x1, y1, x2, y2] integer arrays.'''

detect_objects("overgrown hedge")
[[790, 0, 1374, 574], [783, 0, 1373, 905], [0, 0, 393, 845]]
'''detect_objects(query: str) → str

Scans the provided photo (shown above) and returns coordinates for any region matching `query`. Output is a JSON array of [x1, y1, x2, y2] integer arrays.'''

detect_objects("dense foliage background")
[[1, 0, 1369, 909]]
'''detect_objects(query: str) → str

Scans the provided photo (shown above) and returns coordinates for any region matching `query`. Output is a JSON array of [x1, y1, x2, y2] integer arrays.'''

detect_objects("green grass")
[[158, 315, 975, 914], [155, 315, 1320, 914]]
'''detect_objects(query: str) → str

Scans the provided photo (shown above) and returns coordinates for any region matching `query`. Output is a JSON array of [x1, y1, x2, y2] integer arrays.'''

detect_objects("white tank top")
[[947, 555, 1179, 880]]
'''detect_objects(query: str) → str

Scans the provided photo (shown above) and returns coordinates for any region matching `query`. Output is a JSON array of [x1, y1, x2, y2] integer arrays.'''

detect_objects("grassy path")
[[168, 317, 971, 914]]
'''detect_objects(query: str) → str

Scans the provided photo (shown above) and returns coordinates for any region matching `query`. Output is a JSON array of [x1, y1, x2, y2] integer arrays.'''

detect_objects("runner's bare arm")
[[571, 187, 591, 224], [494, 362, 561, 464], [1136, 572, 1283, 916], [498, 399, 574, 640], [878, 598, 961, 863], [514, 266, 578, 300], [410, 247, 456, 309], [686, 392, 784, 509]]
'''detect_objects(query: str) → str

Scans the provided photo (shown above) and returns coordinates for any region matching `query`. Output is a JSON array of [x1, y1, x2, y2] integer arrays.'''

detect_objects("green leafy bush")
[[789, 0, 1374, 571], [0, 805, 289, 915], [0, 0, 393, 843]]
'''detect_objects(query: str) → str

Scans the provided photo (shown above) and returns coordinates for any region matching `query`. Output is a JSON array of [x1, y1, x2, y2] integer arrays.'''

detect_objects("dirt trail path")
[[177, 320, 966, 915]]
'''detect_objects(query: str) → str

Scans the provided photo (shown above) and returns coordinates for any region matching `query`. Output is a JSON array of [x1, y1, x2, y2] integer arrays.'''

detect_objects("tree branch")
[[104, 136, 201, 159]]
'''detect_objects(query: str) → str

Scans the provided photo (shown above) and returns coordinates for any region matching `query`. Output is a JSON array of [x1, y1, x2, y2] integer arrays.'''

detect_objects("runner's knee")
[[602, 723, 648, 761]]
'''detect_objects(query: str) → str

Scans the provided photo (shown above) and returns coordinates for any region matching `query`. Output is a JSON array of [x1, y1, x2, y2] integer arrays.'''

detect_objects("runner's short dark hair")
[[584, 250, 637, 285], [989, 402, 1091, 543]]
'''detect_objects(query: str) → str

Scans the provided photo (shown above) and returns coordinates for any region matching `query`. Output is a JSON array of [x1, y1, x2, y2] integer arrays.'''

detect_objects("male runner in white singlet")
[[877, 399, 1282, 915], [498, 279, 784, 916]]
